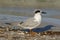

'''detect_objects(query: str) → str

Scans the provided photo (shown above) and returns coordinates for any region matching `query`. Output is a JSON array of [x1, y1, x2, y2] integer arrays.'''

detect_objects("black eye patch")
[[35, 10, 40, 13]]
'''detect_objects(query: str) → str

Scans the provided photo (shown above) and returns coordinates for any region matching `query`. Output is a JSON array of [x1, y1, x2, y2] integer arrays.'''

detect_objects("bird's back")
[[20, 18, 40, 29]]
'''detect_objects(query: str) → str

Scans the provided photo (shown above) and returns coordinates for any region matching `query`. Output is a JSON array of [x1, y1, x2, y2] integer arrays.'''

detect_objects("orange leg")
[[29, 29, 36, 37], [29, 29, 32, 35]]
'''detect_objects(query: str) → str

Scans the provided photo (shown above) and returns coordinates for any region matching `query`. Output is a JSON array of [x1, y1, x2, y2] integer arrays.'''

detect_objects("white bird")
[[19, 9, 46, 34]]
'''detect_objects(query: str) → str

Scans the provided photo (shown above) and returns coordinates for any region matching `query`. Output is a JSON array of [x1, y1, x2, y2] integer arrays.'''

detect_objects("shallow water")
[[0, 7, 60, 19]]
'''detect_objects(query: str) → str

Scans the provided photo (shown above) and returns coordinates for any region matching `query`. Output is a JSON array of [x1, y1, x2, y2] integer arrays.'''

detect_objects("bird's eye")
[[35, 10, 40, 13]]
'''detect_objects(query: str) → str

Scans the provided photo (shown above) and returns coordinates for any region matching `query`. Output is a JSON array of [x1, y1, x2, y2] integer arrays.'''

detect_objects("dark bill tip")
[[42, 12, 47, 14]]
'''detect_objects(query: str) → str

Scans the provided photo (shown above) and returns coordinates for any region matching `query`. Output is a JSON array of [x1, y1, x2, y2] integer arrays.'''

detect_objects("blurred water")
[[0, 7, 60, 30], [0, 7, 60, 18]]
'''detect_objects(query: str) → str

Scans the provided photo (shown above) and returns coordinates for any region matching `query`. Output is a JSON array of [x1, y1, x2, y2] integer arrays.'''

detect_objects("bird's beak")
[[41, 11, 47, 14]]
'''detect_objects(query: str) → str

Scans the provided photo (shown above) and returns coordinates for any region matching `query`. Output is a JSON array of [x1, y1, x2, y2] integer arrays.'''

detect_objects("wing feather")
[[20, 18, 40, 28]]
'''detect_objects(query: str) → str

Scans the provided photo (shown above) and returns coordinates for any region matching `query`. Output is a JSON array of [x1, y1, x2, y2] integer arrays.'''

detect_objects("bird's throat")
[[34, 14, 41, 22]]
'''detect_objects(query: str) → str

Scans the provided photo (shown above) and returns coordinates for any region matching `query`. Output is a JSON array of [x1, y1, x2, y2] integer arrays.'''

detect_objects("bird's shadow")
[[21, 25, 55, 32]]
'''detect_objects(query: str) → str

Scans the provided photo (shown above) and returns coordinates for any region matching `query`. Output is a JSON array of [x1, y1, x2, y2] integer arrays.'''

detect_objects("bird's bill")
[[41, 11, 47, 14]]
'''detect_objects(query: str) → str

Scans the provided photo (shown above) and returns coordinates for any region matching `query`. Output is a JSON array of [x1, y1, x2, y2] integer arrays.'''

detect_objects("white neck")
[[34, 13, 41, 22]]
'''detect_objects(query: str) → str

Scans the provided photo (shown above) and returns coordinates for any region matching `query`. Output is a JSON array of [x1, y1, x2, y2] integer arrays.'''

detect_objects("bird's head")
[[34, 9, 47, 15]]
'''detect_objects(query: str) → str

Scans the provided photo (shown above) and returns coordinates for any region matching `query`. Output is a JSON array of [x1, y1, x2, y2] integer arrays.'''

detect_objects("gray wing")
[[20, 18, 40, 27]]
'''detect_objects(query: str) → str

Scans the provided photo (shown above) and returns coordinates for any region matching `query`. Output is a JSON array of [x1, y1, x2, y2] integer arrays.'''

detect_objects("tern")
[[19, 9, 46, 35]]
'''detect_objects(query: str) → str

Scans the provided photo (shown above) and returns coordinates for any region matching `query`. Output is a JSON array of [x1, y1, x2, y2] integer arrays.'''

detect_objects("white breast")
[[34, 13, 41, 23]]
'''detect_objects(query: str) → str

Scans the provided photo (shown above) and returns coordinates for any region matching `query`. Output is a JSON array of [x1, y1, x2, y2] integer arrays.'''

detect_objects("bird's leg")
[[30, 29, 32, 34], [29, 29, 32, 36], [29, 29, 36, 37]]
